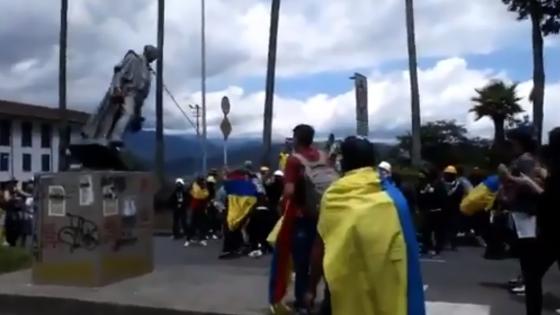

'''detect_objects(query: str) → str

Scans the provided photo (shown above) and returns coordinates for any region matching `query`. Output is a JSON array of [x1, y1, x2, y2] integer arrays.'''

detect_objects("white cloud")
[[0, 0, 556, 143], [158, 57, 559, 141]]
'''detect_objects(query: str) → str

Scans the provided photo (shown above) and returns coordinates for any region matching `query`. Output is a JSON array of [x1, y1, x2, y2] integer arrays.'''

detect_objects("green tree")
[[405, 0, 422, 166], [502, 0, 560, 144], [397, 120, 494, 168], [470, 80, 524, 148], [397, 120, 468, 167]]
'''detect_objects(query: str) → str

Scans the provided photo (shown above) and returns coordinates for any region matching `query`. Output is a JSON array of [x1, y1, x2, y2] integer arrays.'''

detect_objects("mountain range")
[[123, 131, 285, 176], [123, 131, 396, 176]]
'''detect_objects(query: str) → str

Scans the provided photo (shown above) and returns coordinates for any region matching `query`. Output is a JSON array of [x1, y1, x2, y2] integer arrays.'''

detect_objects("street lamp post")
[[200, 0, 208, 175]]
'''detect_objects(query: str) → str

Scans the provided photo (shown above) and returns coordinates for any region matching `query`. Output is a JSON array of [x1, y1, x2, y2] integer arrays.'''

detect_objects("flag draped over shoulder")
[[268, 199, 295, 306], [223, 171, 258, 231], [318, 167, 425, 315], [460, 175, 500, 216]]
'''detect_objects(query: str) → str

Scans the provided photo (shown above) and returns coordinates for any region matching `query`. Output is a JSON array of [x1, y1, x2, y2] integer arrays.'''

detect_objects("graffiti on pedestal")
[[57, 213, 99, 253]]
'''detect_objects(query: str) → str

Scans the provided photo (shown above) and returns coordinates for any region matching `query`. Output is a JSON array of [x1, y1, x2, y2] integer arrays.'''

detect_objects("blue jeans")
[[292, 217, 317, 308]]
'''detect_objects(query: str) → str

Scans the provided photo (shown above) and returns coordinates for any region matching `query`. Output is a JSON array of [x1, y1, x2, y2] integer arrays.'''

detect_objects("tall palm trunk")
[[405, 0, 422, 166], [58, 0, 68, 171], [155, 0, 165, 184], [493, 116, 506, 149], [529, 0, 545, 144], [262, 0, 280, 167]]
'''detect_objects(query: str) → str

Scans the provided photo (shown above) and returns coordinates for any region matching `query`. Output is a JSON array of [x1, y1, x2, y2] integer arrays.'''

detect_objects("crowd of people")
[[169, 160, 285, 258], [167, 121, 560, 315], [0, 179, 35, 248]]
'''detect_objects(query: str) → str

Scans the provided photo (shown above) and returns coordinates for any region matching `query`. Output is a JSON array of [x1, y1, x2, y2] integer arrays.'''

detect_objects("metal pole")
[[223, 139, 228, 167], [155, 0, 165, 184], [58, 0, 68, 172], [201, 0, 208, 175], [261, 0, 281, 166]]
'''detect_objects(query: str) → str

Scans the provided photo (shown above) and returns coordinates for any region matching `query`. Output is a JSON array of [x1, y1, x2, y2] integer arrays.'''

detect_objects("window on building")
[[41, 154, 51, 172], [41, 124, 52, 148], [0, 120, 10, 146], [22, 153, 32, 172], [21, 122, 32, 147], [0, 153, 9, 171]]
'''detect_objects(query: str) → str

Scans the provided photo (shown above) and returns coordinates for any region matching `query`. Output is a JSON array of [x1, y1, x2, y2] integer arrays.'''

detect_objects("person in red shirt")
[[282, 124, 320, 312]]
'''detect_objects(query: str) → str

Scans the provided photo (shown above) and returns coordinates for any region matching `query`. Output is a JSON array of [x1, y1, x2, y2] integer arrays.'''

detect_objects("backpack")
[[292, 151, 339, 216]]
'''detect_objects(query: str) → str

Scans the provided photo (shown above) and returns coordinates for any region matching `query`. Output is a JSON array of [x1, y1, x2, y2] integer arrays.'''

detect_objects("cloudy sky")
[[1, 0, 559, 142]]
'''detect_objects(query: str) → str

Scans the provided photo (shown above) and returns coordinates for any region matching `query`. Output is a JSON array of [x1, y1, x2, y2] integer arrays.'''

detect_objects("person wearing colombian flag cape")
[[306, 136, 426, 315]]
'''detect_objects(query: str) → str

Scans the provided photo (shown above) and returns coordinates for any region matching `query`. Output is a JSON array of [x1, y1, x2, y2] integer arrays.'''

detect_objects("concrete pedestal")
[[32, 171, 156, 287]]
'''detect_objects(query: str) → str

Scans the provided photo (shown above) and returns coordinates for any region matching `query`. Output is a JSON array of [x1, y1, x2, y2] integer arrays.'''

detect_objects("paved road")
[[154, 237, 560, 315]]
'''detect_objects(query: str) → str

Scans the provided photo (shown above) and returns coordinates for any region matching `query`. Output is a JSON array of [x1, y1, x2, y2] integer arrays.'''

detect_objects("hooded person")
[[169, 178, 188, 239], [306, 136, 425, 315], [443, 165, 465, 250]]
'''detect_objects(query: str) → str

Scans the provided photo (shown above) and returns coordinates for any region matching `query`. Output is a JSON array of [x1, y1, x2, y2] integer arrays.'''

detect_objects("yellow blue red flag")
[[223, 171, 258, 231], [461, 175, 500, 216], [318, 167, 425, 315]]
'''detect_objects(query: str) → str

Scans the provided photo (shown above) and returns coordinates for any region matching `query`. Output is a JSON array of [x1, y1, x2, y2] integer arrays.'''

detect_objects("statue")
[[71, 45, 159, 170], [81, 45, 159, 146]]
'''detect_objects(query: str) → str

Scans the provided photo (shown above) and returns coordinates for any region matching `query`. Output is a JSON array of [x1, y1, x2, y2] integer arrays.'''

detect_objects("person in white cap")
[[170, 178, 188, 240], [378, 161, 392, 182]]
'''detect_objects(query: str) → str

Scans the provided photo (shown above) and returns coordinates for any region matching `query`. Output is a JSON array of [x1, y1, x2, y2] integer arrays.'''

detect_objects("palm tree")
[[262, 0, 281, 166], [405, 0, 422, 166], [501, 0, 560, 144], [155, 0, 165, 183], [470, 80, 524, 148], [58, 0, 68, 171]]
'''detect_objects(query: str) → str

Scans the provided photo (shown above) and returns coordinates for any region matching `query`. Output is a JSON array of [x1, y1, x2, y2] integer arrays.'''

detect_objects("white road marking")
[[421, 258, 447, 263], [426, 302, 490, 315]]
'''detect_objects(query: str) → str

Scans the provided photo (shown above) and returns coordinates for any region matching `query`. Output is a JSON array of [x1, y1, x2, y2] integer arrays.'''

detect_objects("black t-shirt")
[[538, 175, 560, 242]]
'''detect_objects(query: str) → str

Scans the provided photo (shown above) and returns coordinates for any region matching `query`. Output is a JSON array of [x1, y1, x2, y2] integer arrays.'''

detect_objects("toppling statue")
[[71, 45, 159, 170], [82, 45, 159, 145]]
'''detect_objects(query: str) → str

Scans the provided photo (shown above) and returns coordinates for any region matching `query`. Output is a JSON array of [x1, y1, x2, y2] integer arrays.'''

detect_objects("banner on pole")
[[352, 73, 369, 137]]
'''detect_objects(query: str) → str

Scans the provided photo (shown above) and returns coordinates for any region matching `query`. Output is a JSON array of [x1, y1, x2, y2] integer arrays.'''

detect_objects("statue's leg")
[[95, 97, 121, 143], [81, 93, 110, 139], [109, 93, 136, 144]]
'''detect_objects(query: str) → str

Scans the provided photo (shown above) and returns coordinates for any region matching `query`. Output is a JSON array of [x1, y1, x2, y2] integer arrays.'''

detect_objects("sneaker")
[[248, 249, 263, 258], [212, 234, 219, 240], [508, 276, 523, 287], [269, 303, 292, 315], [183, 241, 190, 247], [510, 285, 525, 295], [199, 240, 208, 247], [555, 309, 560, 314]]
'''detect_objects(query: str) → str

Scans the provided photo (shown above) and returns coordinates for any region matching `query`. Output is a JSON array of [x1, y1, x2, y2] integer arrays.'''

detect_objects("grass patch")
[[0, 246, 32, 274]]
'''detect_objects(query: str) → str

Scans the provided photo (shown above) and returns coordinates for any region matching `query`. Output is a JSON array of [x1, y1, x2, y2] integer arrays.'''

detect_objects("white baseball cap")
[[274, 170, 284, 177], [378, 161, 392, 173]]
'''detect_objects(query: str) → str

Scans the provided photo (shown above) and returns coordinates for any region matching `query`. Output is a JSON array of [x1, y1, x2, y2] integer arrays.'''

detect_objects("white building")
[[0, 100, 89, 182]]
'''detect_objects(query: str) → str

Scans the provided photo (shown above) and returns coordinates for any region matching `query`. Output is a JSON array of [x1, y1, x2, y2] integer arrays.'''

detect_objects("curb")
[[0, 294, 235, 315]]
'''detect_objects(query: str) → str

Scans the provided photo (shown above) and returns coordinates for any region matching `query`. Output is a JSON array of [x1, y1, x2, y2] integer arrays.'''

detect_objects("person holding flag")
[[268, 125, 338, 314], [306, 136, 425, 315]]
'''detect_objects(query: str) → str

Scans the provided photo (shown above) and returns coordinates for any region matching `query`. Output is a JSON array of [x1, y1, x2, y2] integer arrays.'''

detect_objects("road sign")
[[221, 96, 231, 116], [220, 116, 232, 140], [351, 73, 369, 137]]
